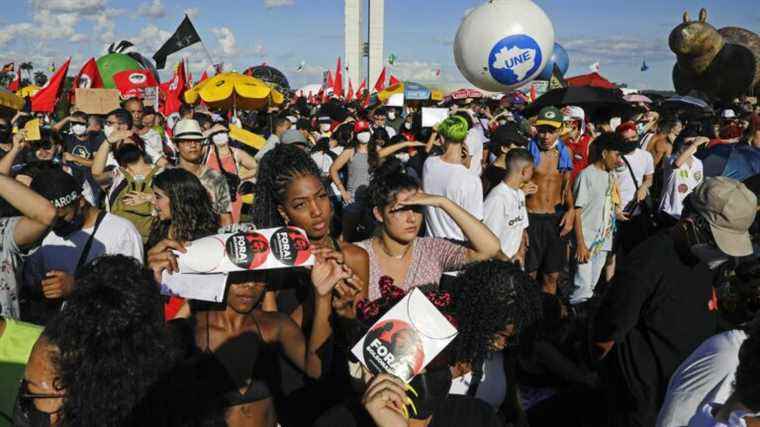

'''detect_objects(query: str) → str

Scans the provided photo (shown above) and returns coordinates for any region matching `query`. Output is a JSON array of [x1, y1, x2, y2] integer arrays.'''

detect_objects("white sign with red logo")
[[174, 226, 315, 274]]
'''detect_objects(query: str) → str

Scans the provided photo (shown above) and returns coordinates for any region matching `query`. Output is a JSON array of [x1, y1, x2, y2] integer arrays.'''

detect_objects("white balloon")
[[454, 0, 555, 92]]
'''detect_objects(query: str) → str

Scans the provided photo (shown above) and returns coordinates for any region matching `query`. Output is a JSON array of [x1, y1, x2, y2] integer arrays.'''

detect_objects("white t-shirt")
[[659, 155, 704, 219], [23, 213, 144, 286], [613, 148, 654, 214], [483, 182, 528, 258], [448, 352, 506, 408], [658, 330, 747, 427], [688, 403, 760, 427], [464, 127, 485, 177], [422, 156, 483, 241]]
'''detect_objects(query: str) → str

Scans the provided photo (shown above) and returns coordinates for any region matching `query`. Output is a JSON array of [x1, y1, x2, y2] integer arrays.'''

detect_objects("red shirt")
[[565, 134, 592, 181]]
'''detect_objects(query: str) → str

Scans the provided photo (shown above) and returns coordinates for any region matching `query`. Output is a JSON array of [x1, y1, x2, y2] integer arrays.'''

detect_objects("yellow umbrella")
[[0, 88, 24, 111], [17, 85, 40, 98], [184, 72, 284, 111]]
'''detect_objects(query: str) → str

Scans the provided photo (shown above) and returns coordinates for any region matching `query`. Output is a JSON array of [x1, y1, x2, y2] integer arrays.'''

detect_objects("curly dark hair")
[[734, 320, 760, 410], [43, 255, 178, 426], [368, 158, 420, 211], [252, 143, 324, 228], [450, 260, 543, 365], [147, 168, 219, 249]]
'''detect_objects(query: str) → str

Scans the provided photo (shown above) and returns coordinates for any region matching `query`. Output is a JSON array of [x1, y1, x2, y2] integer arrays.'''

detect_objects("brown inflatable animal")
[[669, 8, 760, 100]]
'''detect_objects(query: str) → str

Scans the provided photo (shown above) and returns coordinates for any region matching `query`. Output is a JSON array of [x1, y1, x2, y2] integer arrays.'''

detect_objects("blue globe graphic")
[[488, 34, 543, 86]]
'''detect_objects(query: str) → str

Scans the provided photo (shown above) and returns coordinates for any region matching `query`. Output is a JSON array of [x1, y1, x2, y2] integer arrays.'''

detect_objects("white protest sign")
[[175, 226, 315, 274], [421, 107, 449, 128], [160, 272, 227, 302], [351, 288, 457, 383]]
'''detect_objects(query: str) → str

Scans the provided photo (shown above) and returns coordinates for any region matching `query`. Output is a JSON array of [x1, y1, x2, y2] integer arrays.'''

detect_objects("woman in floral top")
[[357, 160, 500, 301]]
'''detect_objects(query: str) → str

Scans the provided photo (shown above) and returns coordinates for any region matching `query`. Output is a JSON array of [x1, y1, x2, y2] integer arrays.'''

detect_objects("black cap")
[[491, 122, 529, 149], [30, 168, 82, 209]]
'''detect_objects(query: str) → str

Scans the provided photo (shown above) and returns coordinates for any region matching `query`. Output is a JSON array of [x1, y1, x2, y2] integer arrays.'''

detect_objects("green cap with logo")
[[535, 106, 564, 129]]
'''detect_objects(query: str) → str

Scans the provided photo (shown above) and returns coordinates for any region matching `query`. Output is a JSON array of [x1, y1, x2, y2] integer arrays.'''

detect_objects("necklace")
[[377, 237, 413, 260]]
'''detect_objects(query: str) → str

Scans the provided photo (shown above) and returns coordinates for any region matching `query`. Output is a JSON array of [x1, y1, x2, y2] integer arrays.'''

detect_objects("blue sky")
[[1, 0, 758, 91]]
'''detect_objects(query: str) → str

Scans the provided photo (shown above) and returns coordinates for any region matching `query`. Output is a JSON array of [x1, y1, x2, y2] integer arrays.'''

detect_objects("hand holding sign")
[[311, 248, 352, 297]]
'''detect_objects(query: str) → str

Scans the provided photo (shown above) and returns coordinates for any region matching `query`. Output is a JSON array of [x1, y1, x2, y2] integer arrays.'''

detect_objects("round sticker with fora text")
[[362, 319, 425, 382], [269, 227, 311, 266], [225, 232, 270, 270]]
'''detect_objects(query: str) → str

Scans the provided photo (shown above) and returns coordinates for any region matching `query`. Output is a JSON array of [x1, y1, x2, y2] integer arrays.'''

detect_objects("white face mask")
[[388, 111, 397, 120], [71, 123, 87, 136], [357, 131, 371, 144], [286, 116, 297, 124], [403, 122, 412, 130], [320, 123, 331, 132], [104, 125, 114, 139], [212, 132, 229, 145]]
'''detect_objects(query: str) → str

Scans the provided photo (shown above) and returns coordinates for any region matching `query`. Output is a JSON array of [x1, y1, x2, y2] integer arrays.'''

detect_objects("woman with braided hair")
[[253, 143, 369, 425]]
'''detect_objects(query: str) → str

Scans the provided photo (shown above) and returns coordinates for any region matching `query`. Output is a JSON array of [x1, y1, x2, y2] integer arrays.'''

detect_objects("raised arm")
[[0, 131, 26, 176], [0, 174, 56, 247], [377, 141, 425, 159], [400, 193, 500, 263], [91, 136, 113, 185]]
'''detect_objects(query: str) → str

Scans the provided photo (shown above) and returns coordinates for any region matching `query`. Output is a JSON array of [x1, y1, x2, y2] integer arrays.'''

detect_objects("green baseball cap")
[[535, 106, 564, 128]]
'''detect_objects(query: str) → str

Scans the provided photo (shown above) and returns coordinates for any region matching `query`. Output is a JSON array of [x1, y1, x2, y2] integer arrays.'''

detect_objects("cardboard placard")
[[23, 118, 41, 141], [175, 226, 315, 274], [351, 288, 457, 383], [421, 107, 449, 128], [74, 89, 122, 115]]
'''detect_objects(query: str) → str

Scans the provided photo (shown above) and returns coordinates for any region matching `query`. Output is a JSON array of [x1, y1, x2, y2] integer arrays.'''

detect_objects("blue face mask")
[[636, 123, 646, 135]]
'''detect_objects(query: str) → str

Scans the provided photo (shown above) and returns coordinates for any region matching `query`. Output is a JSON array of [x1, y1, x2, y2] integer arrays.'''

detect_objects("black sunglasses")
[[13, 378, 64, 423]]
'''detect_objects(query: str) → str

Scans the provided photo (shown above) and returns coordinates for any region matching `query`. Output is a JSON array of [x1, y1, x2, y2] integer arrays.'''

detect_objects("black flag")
[[152, 15, 201, 69]]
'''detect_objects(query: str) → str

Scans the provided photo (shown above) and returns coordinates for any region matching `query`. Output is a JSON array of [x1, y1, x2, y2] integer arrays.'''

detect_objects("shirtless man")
[[647, 119, 682, 169], [525, 107, 575, 294]]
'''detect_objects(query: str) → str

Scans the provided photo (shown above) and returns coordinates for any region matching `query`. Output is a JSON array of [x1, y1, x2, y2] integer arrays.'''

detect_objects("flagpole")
[[199, 40, 217, 71]]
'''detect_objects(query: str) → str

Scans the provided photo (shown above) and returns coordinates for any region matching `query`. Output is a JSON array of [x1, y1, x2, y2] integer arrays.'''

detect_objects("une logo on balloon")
[[488, 35, 543, 86]]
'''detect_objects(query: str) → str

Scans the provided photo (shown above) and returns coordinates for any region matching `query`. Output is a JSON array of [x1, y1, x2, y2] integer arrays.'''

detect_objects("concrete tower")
[[368, 0, 384, 87], [344, 0, 363, 87]]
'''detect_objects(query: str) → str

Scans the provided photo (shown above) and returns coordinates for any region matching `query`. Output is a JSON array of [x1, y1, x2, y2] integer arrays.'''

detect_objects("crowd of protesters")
[[0, 86, 758, 427]]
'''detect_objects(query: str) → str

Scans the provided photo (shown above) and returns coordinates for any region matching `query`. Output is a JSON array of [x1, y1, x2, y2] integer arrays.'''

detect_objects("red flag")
[[325, 70, 334, 89], [346, 78, 354, 102], [334, 57, 344, 98], [160, 61, 186, 116], [357, 78, 366, 96], [113, 69, 158, 99], [530, 84, 537, 102], [73, 58, 104, 90], [197, 70, 209, 85], [31, 58, 70, 112], [8, 69, 21, 92], [389, 75, 400, 86], [373, 67, 386, 93]]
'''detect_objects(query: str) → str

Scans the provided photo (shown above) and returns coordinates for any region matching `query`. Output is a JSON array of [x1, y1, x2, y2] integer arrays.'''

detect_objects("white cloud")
[[264, 0, 295, 9], [31, 0, 106, 14], [212, 27, 238, 56], [388, 61, 443, 83], [137, 0, 166, 19], [184, 8, 199, 19], [129, 25, 172, 53], [560, 36, 674, 67], [69, 33, 88, 43]]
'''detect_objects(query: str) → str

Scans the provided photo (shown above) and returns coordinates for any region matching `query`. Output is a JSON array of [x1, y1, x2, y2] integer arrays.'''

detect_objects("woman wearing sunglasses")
[[358, 159, 499, 301]]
